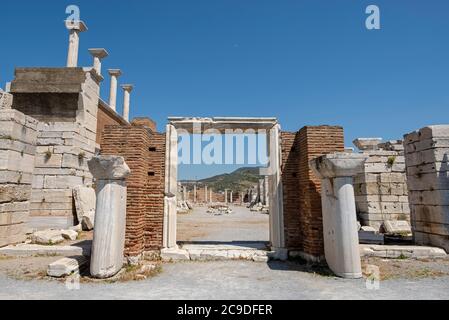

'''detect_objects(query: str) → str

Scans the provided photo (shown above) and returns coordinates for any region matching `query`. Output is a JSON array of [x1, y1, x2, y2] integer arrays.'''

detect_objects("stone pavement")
[[1, 260, 449, 300]]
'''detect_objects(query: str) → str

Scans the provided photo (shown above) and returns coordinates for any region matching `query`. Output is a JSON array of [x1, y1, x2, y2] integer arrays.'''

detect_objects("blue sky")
[[1, 1, 448, 180]]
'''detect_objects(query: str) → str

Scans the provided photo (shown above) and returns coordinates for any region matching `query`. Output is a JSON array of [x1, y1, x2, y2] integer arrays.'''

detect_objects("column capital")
[[65, 20, 88, 32], [89, 48, 109, 59], [108, 69, 122, 77], [121, 84, 134, 92], [310, 153, 367, 179], [88, 156, 131, 180]]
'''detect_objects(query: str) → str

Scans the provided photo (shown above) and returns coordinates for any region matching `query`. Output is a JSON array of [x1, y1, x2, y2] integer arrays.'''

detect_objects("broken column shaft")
[[88, 156, 131, 279]]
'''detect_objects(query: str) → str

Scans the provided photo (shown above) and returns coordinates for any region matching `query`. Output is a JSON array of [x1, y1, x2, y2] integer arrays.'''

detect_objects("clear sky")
[[1, 1, 448, 180]]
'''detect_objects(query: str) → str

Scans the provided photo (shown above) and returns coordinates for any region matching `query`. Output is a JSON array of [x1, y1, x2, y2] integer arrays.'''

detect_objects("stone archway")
[[163, 117, 287, 258]]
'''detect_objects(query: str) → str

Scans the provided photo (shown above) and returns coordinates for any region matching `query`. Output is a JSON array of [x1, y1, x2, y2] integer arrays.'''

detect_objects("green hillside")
[[181, 167, 261, 193]]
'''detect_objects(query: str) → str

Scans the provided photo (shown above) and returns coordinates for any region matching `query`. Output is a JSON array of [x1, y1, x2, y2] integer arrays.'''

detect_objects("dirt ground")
[[177, 205, 269, 242]]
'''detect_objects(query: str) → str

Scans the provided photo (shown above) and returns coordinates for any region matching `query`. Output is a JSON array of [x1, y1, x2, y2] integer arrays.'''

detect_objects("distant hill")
[[181, 167, 261, 193]]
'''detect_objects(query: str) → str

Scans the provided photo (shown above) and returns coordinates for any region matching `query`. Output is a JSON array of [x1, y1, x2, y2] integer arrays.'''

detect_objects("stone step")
[[0, 243, 91, 257], [360, 244, 447, 259]]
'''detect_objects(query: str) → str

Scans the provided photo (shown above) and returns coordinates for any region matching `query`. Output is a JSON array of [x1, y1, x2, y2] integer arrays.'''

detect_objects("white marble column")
[[194, 185, 197, 203], [88, 48, 109, 76], [88, 156, 131, 279], [121, 84, 133, 122], [65, 21, 87, 67], [225, 189, 228, 204], [210, 189, 213, 204], [230, 191, 233, 204], [108, 69, 122, 111], [204, 186, 208, 203], [310, 152, 367, 279], [163, 124, 178, 249]]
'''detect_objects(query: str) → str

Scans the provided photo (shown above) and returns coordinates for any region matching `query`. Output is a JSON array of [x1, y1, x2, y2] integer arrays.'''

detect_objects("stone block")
[[0, 201, 29, 213], [0, 243, 90, 257], [353, 138, 382, 150], [407, 173, 449, 191], [0, 120, 37, 145], [44, 175, 84, 189], [0, 185, 31, 203], [0, 211, 29, 225], [62, 154, 88, 170], [412, 205, 449, 225], [0, 224, 26, 247], [31, 230, 65, 245], [0, 171, 33, 184], [73, 186, 96, 230], [0, 150, 35, 173], [0, 139, 35, 155], [35, 153, 63, 168], [31, 189, 73, 203], [0, 91, 13, 109], [409, 190, 449, 206], [47, 256, 88, 278], [383, 220, 412, 235], [61, 229, 78, 241], [161, 248, 190, 261]]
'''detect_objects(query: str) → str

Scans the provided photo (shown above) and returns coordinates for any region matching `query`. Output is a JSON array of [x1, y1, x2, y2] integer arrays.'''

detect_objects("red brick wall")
[[282, 126, 344, 258], [100, 125, 165, 257], [96, 101, 129, 144]]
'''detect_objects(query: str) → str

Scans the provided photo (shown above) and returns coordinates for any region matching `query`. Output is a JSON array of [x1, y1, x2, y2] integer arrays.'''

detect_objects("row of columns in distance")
[[65, 20, 133, 122]]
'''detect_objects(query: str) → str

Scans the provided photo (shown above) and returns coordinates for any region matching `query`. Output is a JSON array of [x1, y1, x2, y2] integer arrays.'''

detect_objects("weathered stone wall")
[[10, 68, 101, 229], [100, 122, 166, 258], [0, 92, 38, 246], [404, 125, 449, 252], [354, 140, 410, 231], [281, 126, 344, 260]]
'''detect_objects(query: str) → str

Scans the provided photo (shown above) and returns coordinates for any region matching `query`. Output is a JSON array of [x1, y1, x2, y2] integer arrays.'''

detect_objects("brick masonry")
[[100, 121, 166, 258], [281, 126, 344, 259]]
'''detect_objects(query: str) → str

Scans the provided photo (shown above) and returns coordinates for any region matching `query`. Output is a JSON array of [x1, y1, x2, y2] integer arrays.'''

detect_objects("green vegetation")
[[181, 167, 261, 193]]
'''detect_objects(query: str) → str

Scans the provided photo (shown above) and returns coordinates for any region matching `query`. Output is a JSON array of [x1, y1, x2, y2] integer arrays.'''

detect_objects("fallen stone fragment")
[[0, 243, 90, 257], [47, 256, 88, 278], [31, 230, 64, 245], [253, 255, 269, 263], [73, 186, 96, 231], [61, 229, 78, 241], [383, 220, 412, 235]]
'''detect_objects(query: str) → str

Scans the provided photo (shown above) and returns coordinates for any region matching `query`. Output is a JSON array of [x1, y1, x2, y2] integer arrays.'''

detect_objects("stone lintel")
[[168, 117, 278, 133]]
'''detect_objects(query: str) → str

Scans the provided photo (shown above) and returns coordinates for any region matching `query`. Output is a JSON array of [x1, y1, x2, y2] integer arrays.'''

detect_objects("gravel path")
[[1, 260, 449, 300], [177, 206, 269, 242]]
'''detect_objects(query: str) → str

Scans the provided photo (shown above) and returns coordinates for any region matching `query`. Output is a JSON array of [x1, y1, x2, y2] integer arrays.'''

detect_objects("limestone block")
[[0, 185, 31, 203], [0, 201, 29, 213], [161, 248, 190, 261], [406, 149, 449, 167], [53, 145, 81, 155], [0, 243, 89, 257], [418, 125, 449, 140], [38, 122, 81, 133], [0, 91, 13, 109], [35, 153, 63, 168], [31, 189, 73, 202], [414, 221, 449, 237], [0, 139, 35, 155], [0, 224, 26, 247], [44, 175, 84, 189], [407, 162, 449, 176], [0, 150, 35, 173], [32, 175, 44, 189], [353, 138, 382, 151], [0, 119, 37, 145], [30, 202, 73, 211], [33, 168, 77, 176], [405, 138, 449, 154], [0, 211, 29, 225], [407, 173, 449, 191], [0, 171, 33, 184], [47, 256, 88, 278], [62, 154, 88, 170], [412, 205, 449, 225], [36, 138, 65, 146], [409, 190, 449, 206], [383, 220, 412, 235], [31, 230, 65, 245], [61, 229, 78, 241], [73, 186, 96, 230]]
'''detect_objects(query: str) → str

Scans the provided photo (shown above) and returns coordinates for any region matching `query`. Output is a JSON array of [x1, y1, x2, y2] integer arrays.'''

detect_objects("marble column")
[[108, 69, 122, 111], [224, 189, 228, 204], [88, 48, 109, 76], [310, 152, 367, 279], [65, 21, 87, 67], [121, 84, 133, 122], [230, 191, 233, 204], [210, 189, 213, 204], [88, 156, 131, 279], [204, 186, 208, 203]]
